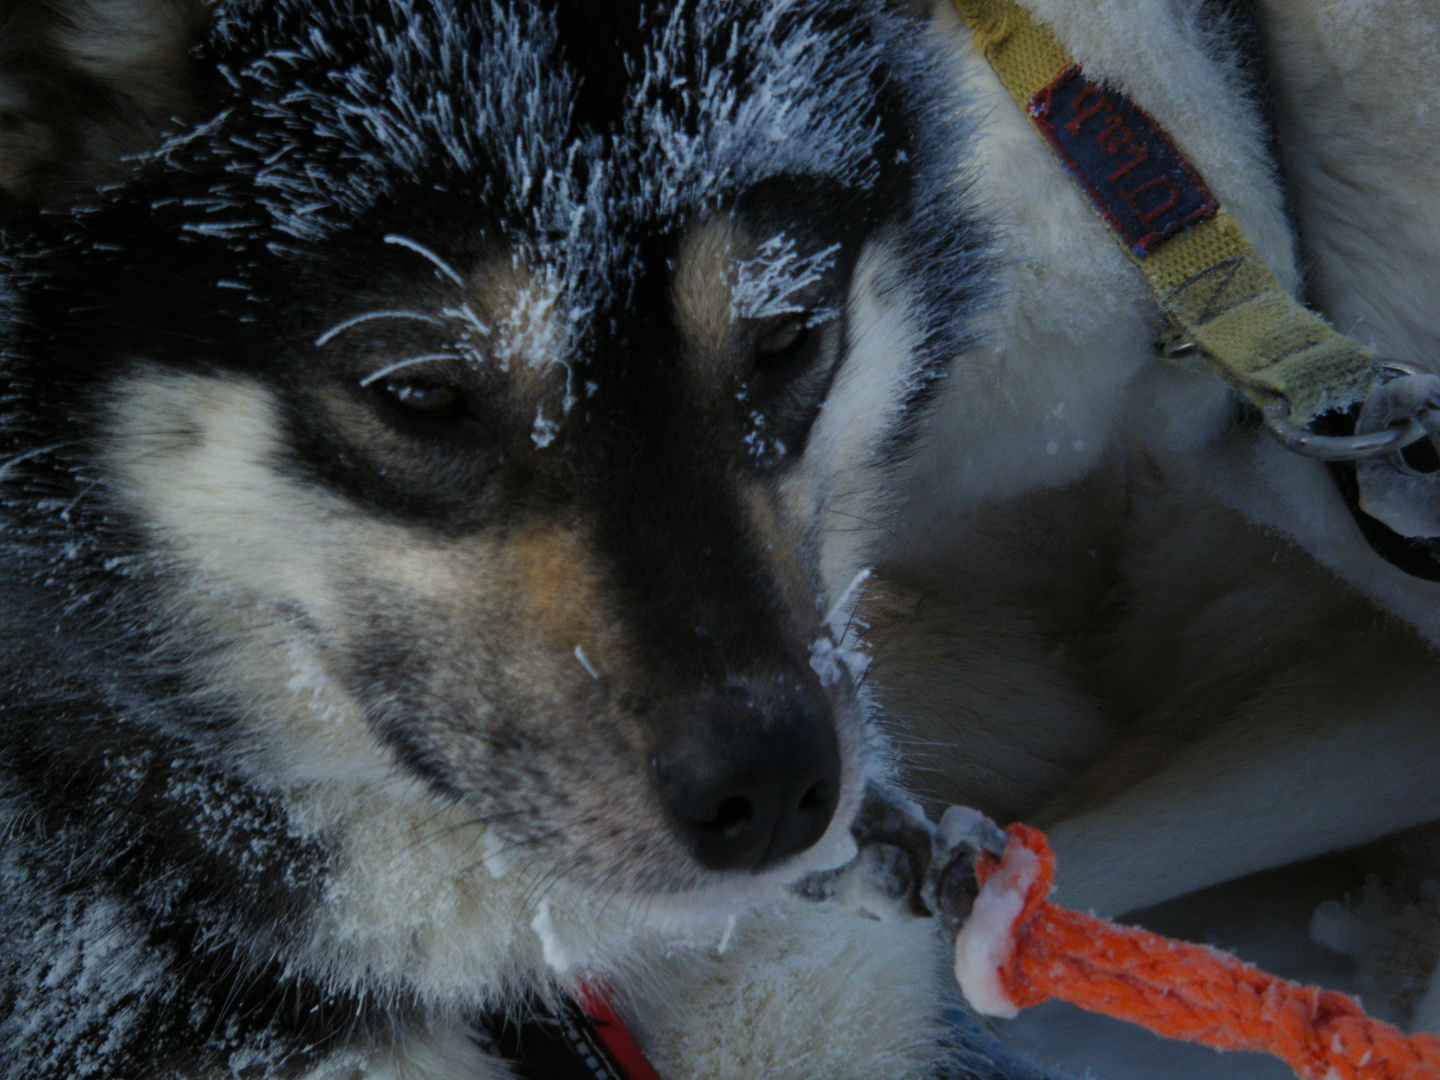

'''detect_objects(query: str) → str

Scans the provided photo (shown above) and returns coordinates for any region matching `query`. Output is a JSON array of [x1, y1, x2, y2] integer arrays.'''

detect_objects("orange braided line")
[[979, 824, 1440, 1080]]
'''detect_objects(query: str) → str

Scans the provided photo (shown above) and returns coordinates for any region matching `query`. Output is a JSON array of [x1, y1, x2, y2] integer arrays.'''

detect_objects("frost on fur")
[[134, 0, 985, 405], [730, 234, 841, 321]]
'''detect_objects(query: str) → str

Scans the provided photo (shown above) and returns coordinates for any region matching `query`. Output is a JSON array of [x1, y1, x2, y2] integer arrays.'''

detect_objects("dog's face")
[[0, 0, 984, 904]]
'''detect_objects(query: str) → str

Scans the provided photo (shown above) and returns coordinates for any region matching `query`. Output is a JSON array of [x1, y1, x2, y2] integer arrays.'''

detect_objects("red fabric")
[[573, 983, 667, 1080], [977, 824, 1440, 1080]]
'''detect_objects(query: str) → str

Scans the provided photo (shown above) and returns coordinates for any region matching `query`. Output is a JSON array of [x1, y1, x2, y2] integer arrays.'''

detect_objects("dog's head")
[[0, 0, 984, 906]]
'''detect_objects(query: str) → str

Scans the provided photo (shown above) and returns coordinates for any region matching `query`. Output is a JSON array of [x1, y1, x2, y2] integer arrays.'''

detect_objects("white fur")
[[889, 5, 1153, 554], [56, 0, 197, 80], [1259, 0, 1440, 365], [327, 1023, 511, 1080], [1184, 430, 1440, 645], [619, 901, 954, 1080], [794, 237, 927, 597], [1254, 92, 1440, 1005], [1046, 693, 1440, 916], [1147, 0, 1440, 647], [877, 0, 1440, 1030], [1415, 973, 1440, 1034], [103, 370, 408, 789], [887, 0, 1294, 561]]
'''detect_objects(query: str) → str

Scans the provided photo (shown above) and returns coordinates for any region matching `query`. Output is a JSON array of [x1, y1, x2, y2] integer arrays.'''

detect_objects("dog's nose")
[[653, 686, 842, 872]]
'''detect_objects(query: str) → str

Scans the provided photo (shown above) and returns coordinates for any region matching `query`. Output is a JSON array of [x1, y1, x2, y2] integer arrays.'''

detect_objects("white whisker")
[[825, 567, 873, 639], [315, 309, 444, 347], [440, 302, 491, 338], [0, 442, 76, 482], [359, 354, 459, 387], [573, 645, 600, 680], [383, 234, 468, 288]]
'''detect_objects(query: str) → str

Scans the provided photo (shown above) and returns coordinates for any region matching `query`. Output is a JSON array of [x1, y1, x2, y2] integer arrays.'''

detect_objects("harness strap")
[[476, 987, 664, 1080], [950, 0, 1376, 424]]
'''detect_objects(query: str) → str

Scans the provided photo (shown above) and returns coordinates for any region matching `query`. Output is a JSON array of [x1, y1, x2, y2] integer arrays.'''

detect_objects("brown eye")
[[755, 317, 809, 366], [379, 380, 464, 417]]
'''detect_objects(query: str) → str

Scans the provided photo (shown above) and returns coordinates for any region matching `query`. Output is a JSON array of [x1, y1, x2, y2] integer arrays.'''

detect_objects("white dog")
[[875, 0, 1440, 1041]]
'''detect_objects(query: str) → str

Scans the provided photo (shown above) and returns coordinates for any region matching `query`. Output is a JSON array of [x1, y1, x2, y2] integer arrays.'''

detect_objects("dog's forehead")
[[189, 0, 895, 255]]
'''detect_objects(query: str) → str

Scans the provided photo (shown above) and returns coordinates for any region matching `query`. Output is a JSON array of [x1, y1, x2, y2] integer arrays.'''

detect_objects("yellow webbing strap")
[[950, 0, 1377, 423]]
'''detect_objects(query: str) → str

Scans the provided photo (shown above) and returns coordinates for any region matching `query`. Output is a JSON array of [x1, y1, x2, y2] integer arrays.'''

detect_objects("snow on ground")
[[988, 857, 1377, 1080]]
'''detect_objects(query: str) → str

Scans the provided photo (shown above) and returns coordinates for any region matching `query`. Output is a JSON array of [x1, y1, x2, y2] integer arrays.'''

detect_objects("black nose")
[[653, 686, 843, 872]]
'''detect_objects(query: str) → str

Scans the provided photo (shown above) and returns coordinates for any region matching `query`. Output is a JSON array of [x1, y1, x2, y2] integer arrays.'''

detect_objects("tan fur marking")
[[672, 217, 745, 378], [467, 256, 569, 402], [505, 522, 606, 647], [738, 480, 820, 628]]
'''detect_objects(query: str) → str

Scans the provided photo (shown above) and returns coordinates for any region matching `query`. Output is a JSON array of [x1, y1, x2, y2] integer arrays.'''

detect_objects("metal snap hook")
[[1351, 362, 1440, 538], [1262, 388, 1427, 463]]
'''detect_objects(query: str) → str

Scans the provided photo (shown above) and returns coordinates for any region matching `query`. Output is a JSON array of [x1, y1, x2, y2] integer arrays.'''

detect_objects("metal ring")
[[1379, 358, 1427, 380], [1159, 337, 1200, 360], [1262, 397, 1427, 462]]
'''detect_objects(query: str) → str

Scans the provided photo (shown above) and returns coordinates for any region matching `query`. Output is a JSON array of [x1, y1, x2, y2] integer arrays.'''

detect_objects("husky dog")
[[0, 1, 1042, 1077], [6, 0, 1439, 1076]]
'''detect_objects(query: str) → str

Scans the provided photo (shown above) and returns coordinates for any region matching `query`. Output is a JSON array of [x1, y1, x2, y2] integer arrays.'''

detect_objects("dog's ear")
[[0, 0, 210, 212]]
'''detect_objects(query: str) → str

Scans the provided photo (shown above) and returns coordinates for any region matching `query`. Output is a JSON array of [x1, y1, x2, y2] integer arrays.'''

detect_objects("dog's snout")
[[654, 686, 842, 872]]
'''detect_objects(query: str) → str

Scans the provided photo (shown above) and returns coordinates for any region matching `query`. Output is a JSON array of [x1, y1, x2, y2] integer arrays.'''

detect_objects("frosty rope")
[[953, 822, 1440, 1080]]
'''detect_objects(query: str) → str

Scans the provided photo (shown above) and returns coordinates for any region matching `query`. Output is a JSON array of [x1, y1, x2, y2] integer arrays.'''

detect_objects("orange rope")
[[966, 824, 1440, 1080]]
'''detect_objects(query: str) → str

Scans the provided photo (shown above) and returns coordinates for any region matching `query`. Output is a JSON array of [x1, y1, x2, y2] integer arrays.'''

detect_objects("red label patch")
[[1028, 64, 1218, 255]]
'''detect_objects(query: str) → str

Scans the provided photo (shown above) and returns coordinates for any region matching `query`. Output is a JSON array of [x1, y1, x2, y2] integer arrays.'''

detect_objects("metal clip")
[[1352, 362, 1440, 538], [1158, 336, 1201, 361], [1262, 362, 1431, 463]]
